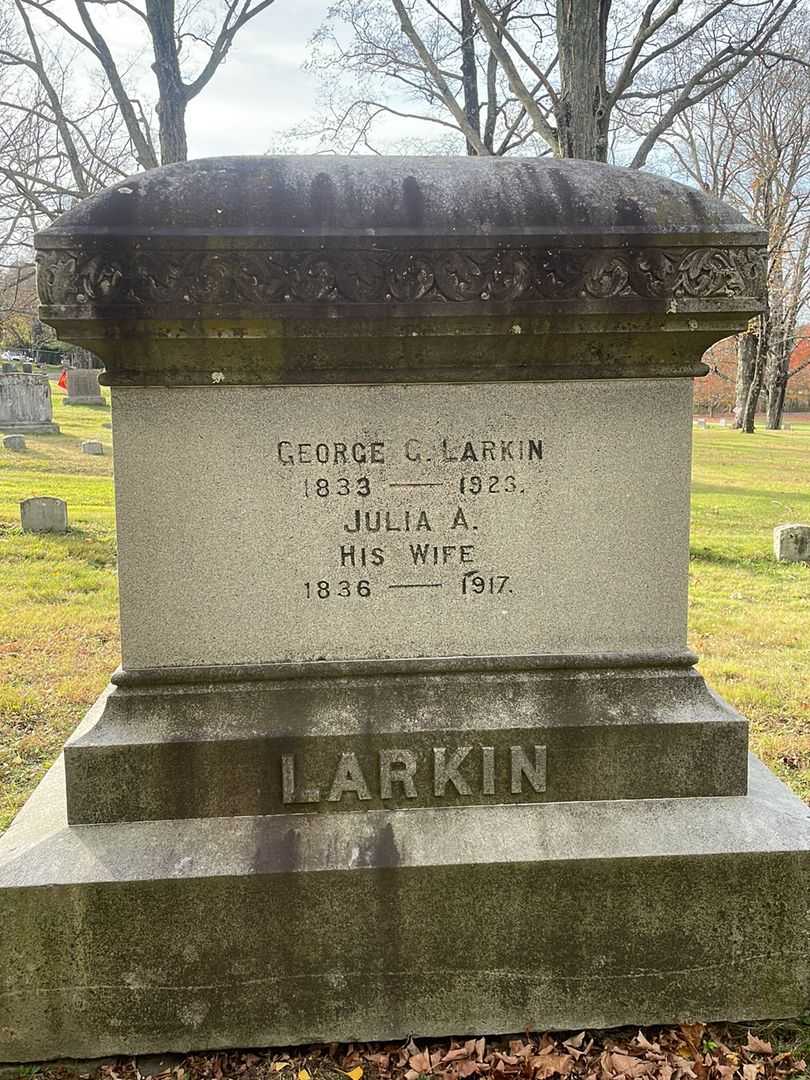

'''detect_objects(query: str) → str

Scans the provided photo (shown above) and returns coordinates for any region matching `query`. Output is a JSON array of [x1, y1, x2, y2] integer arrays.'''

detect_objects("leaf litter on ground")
[[11, 1023, 807, 1080]]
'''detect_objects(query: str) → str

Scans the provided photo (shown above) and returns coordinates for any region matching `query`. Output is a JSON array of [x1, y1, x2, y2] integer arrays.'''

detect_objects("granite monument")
[[20, 495, 68, 534], [0, 371, 59, 434], [64, 366, 106, 406], [0, 156, 807, 1062]]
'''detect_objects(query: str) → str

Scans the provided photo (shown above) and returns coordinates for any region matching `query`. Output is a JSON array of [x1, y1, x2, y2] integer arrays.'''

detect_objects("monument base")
[[62, 664, 749, 823], [64, 396, 106, 406], [0, 422, 60, 434], [1, 750, 807, 1064]]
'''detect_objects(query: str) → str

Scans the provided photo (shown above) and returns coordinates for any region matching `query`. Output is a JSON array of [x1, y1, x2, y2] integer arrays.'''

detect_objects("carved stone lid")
[[40, 154, 753, 238], [34, 154, 764, 317], [34, 156, 767, 386]]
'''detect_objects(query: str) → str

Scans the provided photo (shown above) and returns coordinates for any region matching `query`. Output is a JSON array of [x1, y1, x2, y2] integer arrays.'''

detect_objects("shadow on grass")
[[692, 482, 808, 503], [689, 546, 776, 570]]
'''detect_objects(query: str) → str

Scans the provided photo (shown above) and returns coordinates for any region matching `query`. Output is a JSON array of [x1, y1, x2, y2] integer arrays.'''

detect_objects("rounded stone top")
[[37, 155, 752, 240], [34, 155, 766, 387]]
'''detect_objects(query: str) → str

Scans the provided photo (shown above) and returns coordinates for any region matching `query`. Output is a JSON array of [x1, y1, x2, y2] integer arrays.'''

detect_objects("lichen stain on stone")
[[310, 171, 337, 229], [402, 176, 425, 229], [252, 825, 301, 875], [356, 821, 401, 869]]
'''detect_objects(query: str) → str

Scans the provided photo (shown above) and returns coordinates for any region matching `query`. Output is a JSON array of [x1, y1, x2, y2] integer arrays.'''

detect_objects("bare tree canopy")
[[0, 0, 279, 320], [2, 0, 279, 168], [288, 0, 805, 165], [660, 19, 810, 429]]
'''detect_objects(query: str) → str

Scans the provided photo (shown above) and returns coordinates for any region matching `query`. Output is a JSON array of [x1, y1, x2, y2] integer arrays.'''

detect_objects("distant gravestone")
[[81, 439, 104, 455], [20, 495, 68, 533], [3, 434, 26, 451], [773, 524, 810, 562], [716, 418, 728, 427], [782, 422, 792, 431], [694, 419, 707, 429], [64, 367, 106, 406], [21, 361, 32, 373], [0, 372, 59, 434], [1, 361, 13, 373]]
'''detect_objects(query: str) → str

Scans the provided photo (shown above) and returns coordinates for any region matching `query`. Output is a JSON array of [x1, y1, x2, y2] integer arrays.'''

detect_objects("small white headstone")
[[694, 419, 707, 429], [20, 496, 68, 533], [716, 418, 727, 427], [773, 524, 810, 563], [81, 440, 104, 455], [3, 434, 26, 451]]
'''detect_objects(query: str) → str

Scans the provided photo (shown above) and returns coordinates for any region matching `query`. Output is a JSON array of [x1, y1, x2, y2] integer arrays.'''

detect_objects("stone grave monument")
[[3, 434, 26, 451], [774, 524, 810, 562], [19, 495, 68, 533], [1, 157, 808, 1062], [64, 366, 106, 406], [0, 371, 59, 434]]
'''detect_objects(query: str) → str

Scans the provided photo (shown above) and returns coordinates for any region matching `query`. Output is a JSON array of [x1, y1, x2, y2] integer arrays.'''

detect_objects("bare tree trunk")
[[763, 252, 786, 428], [146, 0, 188, 164], [734, 327, 757, 426], [555, 0, 610, 160], [459, 0, 481, 156], [765, 346, 789, 428], [741, 317, 766, 433]]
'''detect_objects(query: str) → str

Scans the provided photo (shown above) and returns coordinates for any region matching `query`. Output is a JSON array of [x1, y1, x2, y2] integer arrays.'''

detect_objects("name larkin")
[[282, 744, 547, 806]]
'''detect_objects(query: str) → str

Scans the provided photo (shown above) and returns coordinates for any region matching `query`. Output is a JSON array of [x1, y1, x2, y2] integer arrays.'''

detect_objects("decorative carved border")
[[36, 244, 766, 312]]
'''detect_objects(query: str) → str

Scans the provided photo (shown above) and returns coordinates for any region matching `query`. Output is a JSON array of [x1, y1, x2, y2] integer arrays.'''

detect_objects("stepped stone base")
[[63, 666, 749, 823], [1, 749, 808, 1064], [0, 422, 59, 434], [64, 396, 106, 406]]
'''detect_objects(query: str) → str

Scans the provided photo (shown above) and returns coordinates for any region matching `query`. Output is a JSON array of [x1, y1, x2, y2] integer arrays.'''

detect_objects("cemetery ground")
[[0, 389, 809, 1077]]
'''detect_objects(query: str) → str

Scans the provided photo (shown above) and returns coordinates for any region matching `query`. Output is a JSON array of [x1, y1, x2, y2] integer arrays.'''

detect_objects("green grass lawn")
[[1, 394, 809, 832]]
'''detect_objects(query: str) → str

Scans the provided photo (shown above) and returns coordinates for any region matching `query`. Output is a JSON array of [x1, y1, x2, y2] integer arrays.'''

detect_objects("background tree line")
[[0, 0, 808, 429]]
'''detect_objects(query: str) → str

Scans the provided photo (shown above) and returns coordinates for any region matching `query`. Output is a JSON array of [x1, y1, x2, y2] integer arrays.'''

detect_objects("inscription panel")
[[113, 380, 692, 668]]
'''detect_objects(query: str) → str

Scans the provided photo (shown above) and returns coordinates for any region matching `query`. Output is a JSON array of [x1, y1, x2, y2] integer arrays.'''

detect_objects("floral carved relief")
[[36, 245, 766, 310]]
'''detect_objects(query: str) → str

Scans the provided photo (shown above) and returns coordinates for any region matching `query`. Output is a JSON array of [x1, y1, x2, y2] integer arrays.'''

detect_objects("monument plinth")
[[1, 156, 807, 1062]]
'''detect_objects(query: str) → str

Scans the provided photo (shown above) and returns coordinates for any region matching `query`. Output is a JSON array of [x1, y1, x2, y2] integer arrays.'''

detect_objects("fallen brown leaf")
[[746, 1035, 774, 1055]]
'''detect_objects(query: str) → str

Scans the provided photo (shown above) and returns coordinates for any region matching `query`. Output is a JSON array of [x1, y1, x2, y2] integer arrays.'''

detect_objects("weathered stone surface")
[[19, 496, 67, 534], [63, 666, 748, 824], [34, 157, 766, 388], [81, 440, 104, 455], [21, 362, 32, 373], [112, 379, 692, 670], [0, 753, 807, 1063], [2, 435, 26, 451], [1, 155, 797, 1062], [64, 368, 106, 406], [0, 373, 59, 434], [773, 523, 810, 562]]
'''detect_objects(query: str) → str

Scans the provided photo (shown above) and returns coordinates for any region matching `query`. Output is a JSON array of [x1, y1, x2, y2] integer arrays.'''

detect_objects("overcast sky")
[[184, 1, 327, 158], [53, 0, 329, 161]]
